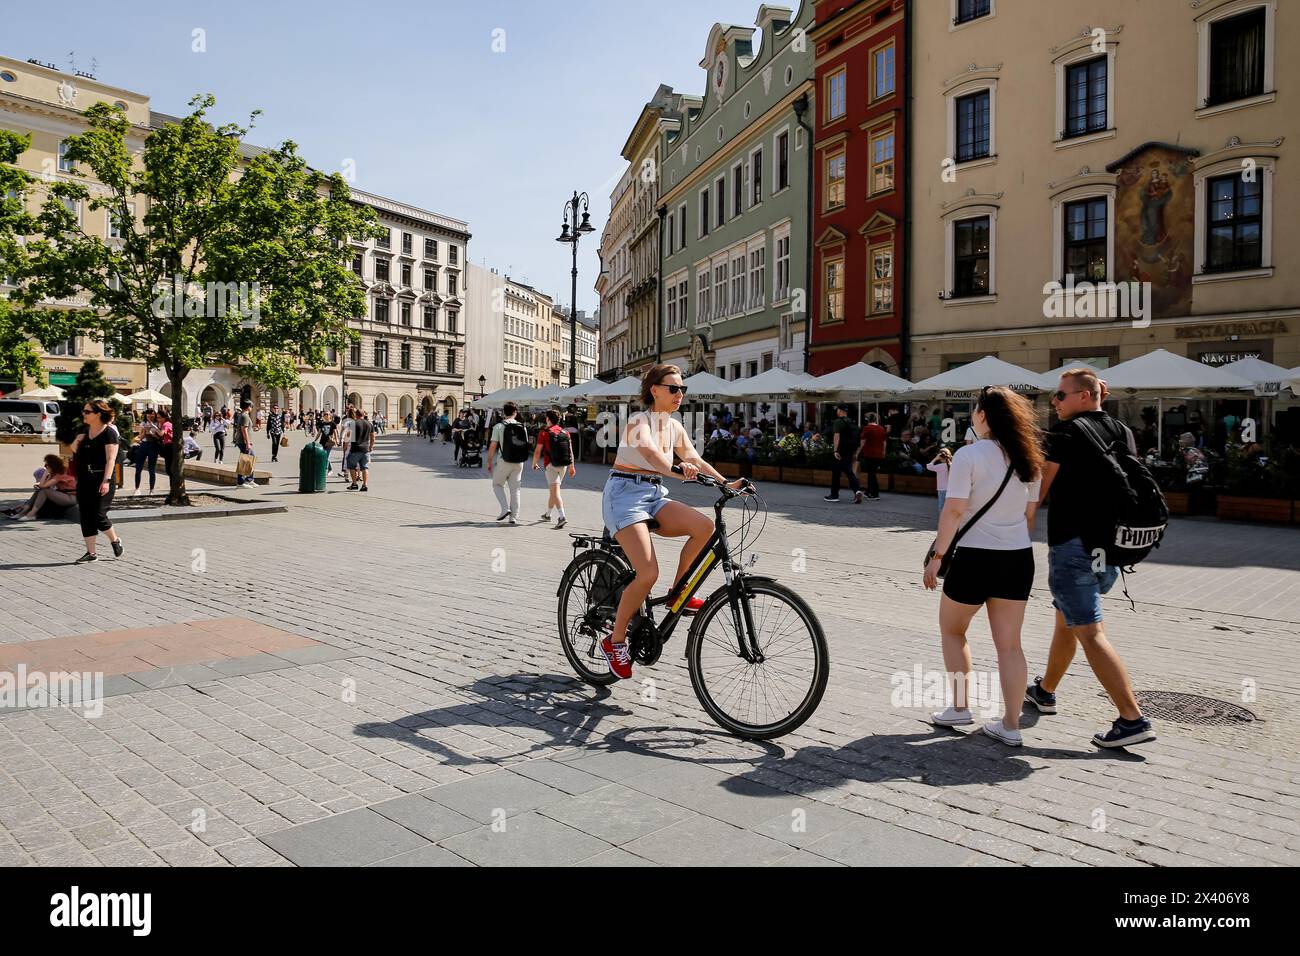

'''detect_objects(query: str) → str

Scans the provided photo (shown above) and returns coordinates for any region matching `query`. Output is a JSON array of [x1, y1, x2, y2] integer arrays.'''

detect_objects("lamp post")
[[556, 190, 595, 387], [477, 374, 486, 400]]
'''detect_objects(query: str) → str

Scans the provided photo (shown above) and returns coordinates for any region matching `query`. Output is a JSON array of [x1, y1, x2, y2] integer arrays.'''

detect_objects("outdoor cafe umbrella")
[[472, 386, 523, 410], [125, 387, 171, 406], [722, 368, 812, 400], [681, 370, 736, 400], [585, 375, 643, 401], [18, 385, 65, 400], [1100, 348, 1251, 452], [793, 362, 913, 399], [909, 356, 1048, 397]]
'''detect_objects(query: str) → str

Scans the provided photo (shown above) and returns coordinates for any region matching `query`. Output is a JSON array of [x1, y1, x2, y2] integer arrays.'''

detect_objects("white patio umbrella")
[[1101, 349, 1252, 452], [19, 385, 65, 400], [472, 386, 523, 410], [126, 387, 172, 406], [1218, 356, 1294, 397], [552, 380, 603, 403], [793, 362, 913, 399], [681, 371, 737, 400], [585, 375, 643, 401], [723, 368, 812, 400], [909, 356, 1049, 397]]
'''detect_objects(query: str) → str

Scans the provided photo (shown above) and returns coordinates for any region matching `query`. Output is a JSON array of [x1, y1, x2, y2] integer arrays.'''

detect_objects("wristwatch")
[[925, 546, 939, 564]]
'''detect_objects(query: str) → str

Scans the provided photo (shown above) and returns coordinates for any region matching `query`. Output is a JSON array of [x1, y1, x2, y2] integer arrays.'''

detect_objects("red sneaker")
[[683, 597, 705, 615], [599, 637, 633, 680]]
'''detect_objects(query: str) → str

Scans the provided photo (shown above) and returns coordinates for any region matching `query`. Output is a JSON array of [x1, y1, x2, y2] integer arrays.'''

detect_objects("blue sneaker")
[[1093, 717, 1156, 749]]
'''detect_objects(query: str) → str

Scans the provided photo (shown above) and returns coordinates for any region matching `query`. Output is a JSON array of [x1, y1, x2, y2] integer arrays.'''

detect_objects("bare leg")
[[985, 598, 1029, 731], [648, 499, 713, 591], [1040, 610, 1077, 693], [938, 596, 980, 711], [610, 522, 656, 645], [1074, 622, 1142, 721]]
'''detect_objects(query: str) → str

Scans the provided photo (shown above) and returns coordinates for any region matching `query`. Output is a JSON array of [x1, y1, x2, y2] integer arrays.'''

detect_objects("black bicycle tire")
[[557, 550, 628, 687], [686, 578, 829, 740]]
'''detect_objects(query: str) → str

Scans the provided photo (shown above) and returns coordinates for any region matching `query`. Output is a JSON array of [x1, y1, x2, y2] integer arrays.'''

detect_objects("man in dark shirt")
[[266, 403, 285, 462], [235, 401, 254, 486], [346, 409, 374, 491], [1031, 368, 1154, 749], [824, 404, 864, 504]]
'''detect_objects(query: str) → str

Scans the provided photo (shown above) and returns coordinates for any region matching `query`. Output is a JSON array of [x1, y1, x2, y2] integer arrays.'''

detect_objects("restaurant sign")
[[1175, 320, 1288, 340]]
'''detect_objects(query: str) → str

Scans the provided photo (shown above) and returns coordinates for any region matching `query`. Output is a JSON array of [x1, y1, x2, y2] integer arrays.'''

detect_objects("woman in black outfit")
[[70, 399, 124, 563]]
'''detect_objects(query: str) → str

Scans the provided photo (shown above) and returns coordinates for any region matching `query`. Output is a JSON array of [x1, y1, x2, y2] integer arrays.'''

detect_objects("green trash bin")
[[298, 441, 328, 493]]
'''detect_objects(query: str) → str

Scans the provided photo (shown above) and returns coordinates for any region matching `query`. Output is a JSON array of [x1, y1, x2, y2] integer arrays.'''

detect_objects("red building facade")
[[809, 0, 907, 376]]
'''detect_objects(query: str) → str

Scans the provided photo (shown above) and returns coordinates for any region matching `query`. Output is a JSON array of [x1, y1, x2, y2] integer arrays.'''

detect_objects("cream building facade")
[[502, 278, 544, 391], [909, 0, 1299, 378], [596, 165, 634, 378]]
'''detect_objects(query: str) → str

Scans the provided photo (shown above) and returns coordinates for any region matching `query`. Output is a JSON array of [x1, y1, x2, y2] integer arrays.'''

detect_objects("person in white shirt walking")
[[486, 401, 529, 525], [923, 386, 1043, 747]]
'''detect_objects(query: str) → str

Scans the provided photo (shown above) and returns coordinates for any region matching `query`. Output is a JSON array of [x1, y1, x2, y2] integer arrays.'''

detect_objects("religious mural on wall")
[[1112, 144, 1196, 318]]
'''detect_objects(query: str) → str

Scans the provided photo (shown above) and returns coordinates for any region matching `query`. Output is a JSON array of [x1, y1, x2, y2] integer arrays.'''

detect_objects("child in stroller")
[[459, 431, 483, 467]]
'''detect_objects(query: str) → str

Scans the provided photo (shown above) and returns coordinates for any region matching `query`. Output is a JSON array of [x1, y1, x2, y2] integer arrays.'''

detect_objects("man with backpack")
[[487, 401, 529, 525], [532, 407, 577, 529], [1030, 369, 1162, 748]]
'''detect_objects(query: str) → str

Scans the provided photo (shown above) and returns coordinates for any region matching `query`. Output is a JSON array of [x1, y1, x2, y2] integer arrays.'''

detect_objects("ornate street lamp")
[[556, 190, 595, 387]]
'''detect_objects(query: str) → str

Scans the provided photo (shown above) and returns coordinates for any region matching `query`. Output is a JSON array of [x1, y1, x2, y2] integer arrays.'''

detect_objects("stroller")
[[458, 431, 483, 468]]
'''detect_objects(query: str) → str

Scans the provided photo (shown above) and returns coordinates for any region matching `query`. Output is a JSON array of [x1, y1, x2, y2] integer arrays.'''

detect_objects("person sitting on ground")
[[5, 454, 76, 520], [183, 429, 203, 461]]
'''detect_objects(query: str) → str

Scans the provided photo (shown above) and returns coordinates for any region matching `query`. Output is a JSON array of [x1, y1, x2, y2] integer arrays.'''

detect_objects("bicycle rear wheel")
[[686, 579, 829, 740], [557, 550, 630, 686]]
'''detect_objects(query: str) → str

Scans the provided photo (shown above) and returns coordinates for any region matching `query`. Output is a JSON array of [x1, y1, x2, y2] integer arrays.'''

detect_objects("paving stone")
[[370, 794, 480, 843], [259, 808, 430, 866], [621, 815, 795, 867], [367, 844, 474, 867], [539, 784, 693, 845], [438, 811, 612, 867], [420, 769, 569, 824]]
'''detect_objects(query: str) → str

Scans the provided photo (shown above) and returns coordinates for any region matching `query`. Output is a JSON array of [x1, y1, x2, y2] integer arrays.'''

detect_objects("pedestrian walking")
[[824, 404, 864, 504], [317, 411, 339, 471], [486, 401, 528, 524], [927, 446, 952, 513], [234, 400, 255, 486], [68, 398, 123, 563], [1030, 369, 1156, 749], [267, 403, 285, 463], [345, 407, 374, 491], [210, 408, 229, 463], [133, 408, 163, 496], [858, 412, 887, 501], [924, 386, 1042, 746], [532, 408, 576, 529]]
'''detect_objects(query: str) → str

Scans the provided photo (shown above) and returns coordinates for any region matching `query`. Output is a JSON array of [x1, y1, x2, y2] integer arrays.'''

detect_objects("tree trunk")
[[166, 367, 191, 506]]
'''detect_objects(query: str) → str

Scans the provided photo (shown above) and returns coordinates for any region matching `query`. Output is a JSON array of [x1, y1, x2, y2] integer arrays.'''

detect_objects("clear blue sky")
[[5, 0, 774, 313]]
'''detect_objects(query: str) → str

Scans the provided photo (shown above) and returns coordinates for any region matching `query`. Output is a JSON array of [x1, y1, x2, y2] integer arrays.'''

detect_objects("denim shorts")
[[602, 473, 670, 534], [345, 450, 370, 470], [1048, 536, 1120, 627]]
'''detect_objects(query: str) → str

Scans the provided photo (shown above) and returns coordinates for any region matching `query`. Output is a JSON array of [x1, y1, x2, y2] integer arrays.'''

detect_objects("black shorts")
[[942, 546, 1034, 605]]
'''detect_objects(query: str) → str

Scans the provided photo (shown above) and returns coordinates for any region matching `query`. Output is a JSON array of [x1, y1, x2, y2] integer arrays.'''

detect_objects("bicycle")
[[556, 466, 829, 740]]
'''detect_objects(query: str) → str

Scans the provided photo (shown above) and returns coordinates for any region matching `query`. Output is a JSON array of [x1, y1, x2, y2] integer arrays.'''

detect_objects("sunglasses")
[[657, 383, 689, 396], [1054, 389, 1085, 401]]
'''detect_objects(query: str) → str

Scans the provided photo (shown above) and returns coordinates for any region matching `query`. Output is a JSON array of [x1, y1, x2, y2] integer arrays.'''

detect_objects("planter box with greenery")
[[780, 467, 815, 485], [1216, 496, 1293, 524], [892, 473, 938, 495]]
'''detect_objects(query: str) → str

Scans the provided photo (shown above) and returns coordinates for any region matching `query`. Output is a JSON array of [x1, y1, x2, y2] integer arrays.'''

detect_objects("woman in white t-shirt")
[[923, 386, 1043, 747]]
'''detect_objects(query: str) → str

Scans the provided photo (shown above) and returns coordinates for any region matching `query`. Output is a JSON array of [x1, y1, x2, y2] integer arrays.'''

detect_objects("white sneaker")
[[982, 721, 1024, 747], [931, 707, 974, 727], [508, 514, 518, 525]]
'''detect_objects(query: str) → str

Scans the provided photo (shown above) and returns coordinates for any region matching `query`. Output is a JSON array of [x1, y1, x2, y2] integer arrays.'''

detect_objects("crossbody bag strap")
[[946, 464, 1015, 557]]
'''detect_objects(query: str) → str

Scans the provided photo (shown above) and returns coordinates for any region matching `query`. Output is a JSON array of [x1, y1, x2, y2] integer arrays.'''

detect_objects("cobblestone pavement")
[[0, 430, 1297, 867]]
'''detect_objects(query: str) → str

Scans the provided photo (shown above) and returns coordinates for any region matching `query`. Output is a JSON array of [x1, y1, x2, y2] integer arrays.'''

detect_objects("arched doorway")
[[374, 394, 388, 418], [399, 395, 414, 420], [859, 347, 900, 376], [322, 386, 339, 413], [199, 383, 226, 412], [420, 396, 434, 415], [347, 392, 363, 411], [299, 384, 317, 411], [441, 394, 459, 418], [158, 381, 188, 416]]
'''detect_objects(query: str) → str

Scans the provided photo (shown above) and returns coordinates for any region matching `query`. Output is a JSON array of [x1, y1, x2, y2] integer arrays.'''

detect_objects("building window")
[[955, 90, 991, 162], [352, 253, 363, 277], [400, 263, 411, 286], [50, 336, 77, 356], [424, 345, 435, 371], [777, 131, 790, 190], [713, 262, 727, 318], [873, 43, 895, 99], [750, 148, 763, 205], [676, 279, 688, 328], [678, 203, 687, 248], [424, 269, 435, 291], [375, 299, 390, 323], [748, 246, 766, 309], [447, 347, 457, 373], [374, 340, 388, 368], [1063, 197, 1108, 281], [447, 311, 458, 333], [715, 176, 726, 226], [826, 68, 847, 122], [825, 150, 846, 210], [666, 211, 675, 254], [871, 130, 894, 194], [824, 258, 844, 322], [666, 282, 678, 331], [401, 232, 412, 255], [775, 231, 791, 300], [449, 246, 458, 266], [699, 188, 710, 236], [953, 216, 991, 297], [730, 252, 745, 312], [400, 342, 410, 369], [375, 258, 390, 282], [425, 237, 437, 259], [401, 301, 411, 325], [349, 342, 361, 366], [955, 0, 991, 25], [733, 162, 745, 214], [423, 306, 435, 329], [1206, 173, 1262, 272], [697, 269, 711, 321], [446, 271, 458, 295], [376, 229, 391, 250], [1208, 8, 1266, 106], [58, 140, 74, 173], [1064, 57, 1107, 137], [107, 203, 133, 239], [871, 245, 893, 314], [731, 363, 741, 380]]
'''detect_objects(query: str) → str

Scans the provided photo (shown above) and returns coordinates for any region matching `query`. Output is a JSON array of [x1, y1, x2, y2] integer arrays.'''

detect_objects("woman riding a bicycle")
[[599, 363, 748, 679]]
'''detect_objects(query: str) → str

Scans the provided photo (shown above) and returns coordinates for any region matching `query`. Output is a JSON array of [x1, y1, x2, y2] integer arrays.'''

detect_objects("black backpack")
[[548, 427, 573, 467], [1073, 415, 1168, 569], [500, 421, 531, 463]]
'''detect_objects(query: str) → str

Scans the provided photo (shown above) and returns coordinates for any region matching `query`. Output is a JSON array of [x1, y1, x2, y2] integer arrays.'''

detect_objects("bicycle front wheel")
[[686, 579, 829, 740]]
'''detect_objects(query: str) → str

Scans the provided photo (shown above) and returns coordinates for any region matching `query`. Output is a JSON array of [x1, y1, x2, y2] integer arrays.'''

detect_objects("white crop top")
[[613, 412, 687, 474]]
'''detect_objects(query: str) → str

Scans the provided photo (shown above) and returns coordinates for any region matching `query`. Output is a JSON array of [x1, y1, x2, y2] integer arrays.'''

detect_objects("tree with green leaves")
[[0, 129, 67, 391], [16, 95, 380, 504], [54, 358, 132, 446]]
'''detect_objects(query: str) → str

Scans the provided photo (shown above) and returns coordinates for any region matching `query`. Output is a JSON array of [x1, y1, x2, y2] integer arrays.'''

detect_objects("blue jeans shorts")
[[346, 450, 370, 471], [1048, 536, 1119, 627], [602, 473, 670, 534]]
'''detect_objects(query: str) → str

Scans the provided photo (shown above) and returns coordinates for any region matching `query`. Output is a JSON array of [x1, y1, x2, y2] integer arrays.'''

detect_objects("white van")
[[0, 399, 60, 434]]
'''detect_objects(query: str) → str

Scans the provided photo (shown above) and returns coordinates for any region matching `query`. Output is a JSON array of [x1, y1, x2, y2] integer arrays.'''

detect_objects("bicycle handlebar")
[[670, 464, 755, 498]]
